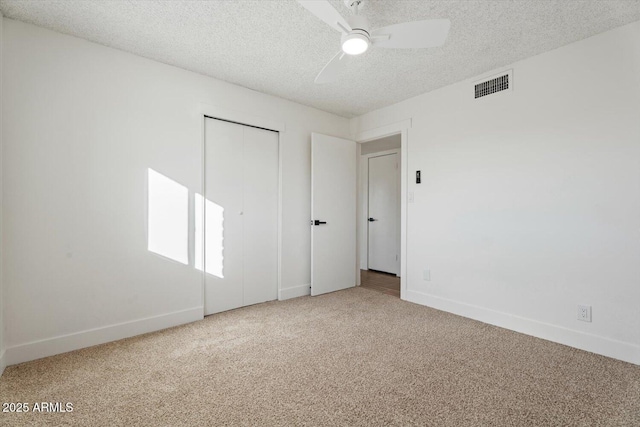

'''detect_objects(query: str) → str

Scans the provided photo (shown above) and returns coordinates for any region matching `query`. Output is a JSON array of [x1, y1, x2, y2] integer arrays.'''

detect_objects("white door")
[[203, 118, 278, 315], [368, 153, 398, 274], [311, 133, 357, 296]]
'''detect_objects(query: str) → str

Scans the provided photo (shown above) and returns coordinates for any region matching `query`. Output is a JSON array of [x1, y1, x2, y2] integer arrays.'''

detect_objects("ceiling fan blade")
[[372, 19, 451, 49], [297, 0, 351, 34], [315, 50, 349, 84]]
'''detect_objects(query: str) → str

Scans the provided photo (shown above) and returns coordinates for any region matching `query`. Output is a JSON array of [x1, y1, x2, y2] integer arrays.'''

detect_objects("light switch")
[[408, 191, 414, 203]]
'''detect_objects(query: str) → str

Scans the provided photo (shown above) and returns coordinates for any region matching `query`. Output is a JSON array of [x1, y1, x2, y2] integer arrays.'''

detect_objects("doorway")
[[359, 135, 401, 296]]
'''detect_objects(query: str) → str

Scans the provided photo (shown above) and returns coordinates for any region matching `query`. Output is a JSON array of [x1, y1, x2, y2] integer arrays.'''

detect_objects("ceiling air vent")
[[474, 70, 512, 99]]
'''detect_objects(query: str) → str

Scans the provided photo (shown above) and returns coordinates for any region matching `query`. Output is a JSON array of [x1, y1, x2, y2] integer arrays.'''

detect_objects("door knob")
[[368, 218, 377, 222], [312, 220, 327, 226]]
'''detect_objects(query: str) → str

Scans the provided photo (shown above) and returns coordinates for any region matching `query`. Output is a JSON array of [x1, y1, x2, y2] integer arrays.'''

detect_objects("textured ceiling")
[[1, 1, 640, 118]]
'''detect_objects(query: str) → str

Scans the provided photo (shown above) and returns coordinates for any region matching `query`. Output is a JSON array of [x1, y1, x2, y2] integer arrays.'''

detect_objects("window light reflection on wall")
[[147, 168, 189, 265], [195, 194, 225, 279]]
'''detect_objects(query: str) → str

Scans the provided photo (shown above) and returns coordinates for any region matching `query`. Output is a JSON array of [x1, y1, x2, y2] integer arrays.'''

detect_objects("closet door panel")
[[242, 127, 279, 306], [204, 118, 244, 315]]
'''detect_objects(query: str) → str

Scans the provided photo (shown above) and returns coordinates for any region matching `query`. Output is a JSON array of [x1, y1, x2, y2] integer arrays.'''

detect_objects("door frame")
[[359, 149, 400, 275], [355, 119, 411, 299], [198, 104, 286, 315]]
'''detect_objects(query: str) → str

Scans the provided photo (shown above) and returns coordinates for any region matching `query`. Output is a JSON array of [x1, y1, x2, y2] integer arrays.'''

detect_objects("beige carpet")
[[1, 287, 639, 426]]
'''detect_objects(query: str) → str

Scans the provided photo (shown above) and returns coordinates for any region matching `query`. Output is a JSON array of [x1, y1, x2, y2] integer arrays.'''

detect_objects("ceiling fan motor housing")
[[347, 15, 370, 35]]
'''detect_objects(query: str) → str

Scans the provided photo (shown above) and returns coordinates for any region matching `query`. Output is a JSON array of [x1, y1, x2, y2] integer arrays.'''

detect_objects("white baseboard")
[[406, 290, 640, 366], [5, 306, 203, 366], [0, 349, 6, 377], [279, 284, 310, 300]]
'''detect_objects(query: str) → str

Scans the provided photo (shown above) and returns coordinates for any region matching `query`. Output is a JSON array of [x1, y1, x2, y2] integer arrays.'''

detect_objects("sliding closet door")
[[243, 126, 279, 306], [204, 118, 278, 315], [204, 119, 245, 314]]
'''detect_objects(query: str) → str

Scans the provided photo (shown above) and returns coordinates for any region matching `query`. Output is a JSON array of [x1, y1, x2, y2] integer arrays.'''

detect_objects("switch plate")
[[408, 192, 414, 203], [577, 304, 592, 322], [423, 269, 431, 281]]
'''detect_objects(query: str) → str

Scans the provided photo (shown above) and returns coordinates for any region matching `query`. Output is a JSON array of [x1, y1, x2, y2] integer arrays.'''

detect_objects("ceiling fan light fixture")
[[298, 0, 451, 83], [341, 32, 370, 55]]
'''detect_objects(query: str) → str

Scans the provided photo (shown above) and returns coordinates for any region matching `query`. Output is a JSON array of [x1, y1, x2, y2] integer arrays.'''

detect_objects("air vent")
[[474, 70, 512, 99]]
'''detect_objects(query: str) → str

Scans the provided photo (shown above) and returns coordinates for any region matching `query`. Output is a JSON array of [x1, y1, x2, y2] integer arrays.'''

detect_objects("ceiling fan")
[[297, 0, 451, 84]]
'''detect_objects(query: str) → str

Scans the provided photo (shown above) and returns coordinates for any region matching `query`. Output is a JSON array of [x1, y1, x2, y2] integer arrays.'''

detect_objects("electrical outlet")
[[423, 269, 431, 281], [577, 304, 592, 322]]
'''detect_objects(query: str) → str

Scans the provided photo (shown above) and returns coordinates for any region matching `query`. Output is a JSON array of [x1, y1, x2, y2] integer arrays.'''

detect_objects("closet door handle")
[[312, 220, 327, 226], [368, 218, 377, 222]]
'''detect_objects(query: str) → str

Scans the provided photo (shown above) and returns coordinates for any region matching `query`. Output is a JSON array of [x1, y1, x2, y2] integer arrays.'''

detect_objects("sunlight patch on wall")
[[195, 193, 224, 278], [147, 168, 189, 265]]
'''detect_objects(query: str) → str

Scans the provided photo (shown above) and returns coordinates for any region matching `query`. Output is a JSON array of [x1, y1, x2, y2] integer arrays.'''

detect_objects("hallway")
[[360, 269, 400, 297]]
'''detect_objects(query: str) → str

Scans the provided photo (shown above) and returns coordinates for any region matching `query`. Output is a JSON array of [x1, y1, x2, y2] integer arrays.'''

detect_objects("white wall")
[[1, 19, 350, 365], [0, 10, 5, 375], [352, 21, 640, 365]]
